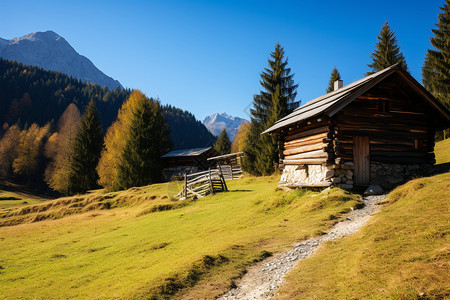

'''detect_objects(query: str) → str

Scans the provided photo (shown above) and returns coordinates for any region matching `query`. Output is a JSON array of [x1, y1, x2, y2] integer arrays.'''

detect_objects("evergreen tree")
[[366, 21, 408, 75], [423, 0, 450, 139], [69, 100, 103, 194], [214, 128, 231, 155], [243, 43, 299, 175], [326, 67, 342, 93], [117, 91, 171, 189]]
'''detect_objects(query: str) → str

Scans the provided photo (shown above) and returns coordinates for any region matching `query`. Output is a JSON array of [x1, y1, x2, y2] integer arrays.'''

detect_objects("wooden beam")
[[283, 142, 328, 156], [283, 158, 328, 165]]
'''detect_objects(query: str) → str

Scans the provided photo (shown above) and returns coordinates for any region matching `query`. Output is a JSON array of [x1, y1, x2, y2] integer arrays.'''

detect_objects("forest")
[[0, 58, 215, 150], [0, 59, 216, 194]]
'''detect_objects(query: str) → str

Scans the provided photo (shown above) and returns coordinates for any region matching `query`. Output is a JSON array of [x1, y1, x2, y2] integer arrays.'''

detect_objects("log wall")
[[280, 118, 334, 166], [333, 75, 436, 165]]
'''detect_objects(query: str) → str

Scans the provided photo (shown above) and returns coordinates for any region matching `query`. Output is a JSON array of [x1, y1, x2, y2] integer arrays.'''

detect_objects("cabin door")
[[353, 136, 370, 185]]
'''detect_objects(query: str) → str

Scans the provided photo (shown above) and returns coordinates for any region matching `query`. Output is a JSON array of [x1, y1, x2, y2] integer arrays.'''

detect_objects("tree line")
[[0, 58, 216, 151], [0, 90, 170, 194]]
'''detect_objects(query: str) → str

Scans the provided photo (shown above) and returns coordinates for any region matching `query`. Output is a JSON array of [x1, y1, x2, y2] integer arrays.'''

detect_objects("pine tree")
[[366, 21, 408, 75], [68, 100, 103, 194], [214, 128, 231, 155], [117, 91, 171, 189], [243, 43, 299, 175], [423, 0, 450, 140], [326, 67, 342, 93]]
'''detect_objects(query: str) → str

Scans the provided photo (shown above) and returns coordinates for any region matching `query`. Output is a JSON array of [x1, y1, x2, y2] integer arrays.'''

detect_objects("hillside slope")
[[0, 177, 361, 299], [276, 138, 450, 299], [0, 31, 122, 90]]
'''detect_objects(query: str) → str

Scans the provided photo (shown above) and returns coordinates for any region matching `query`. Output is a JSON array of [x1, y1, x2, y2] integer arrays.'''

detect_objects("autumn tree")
[[98, 90, 171, 191], [243, 43, 299, 175], [326, 67, 342, 93], [13, 123, 50, 184], [214, 128, 231, 155], [231, 122, 250, 153], [422, 0, 450, 139], [366, 21, 408, 75], [0, 124, 21, 178], [68, 100, 103, 194], [45, 104, 81, 194]]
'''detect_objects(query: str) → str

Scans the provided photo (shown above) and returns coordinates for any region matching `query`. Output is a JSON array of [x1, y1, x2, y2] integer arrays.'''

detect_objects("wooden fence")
[[217, 164, 243, 180], [176, 169, 228, 200]]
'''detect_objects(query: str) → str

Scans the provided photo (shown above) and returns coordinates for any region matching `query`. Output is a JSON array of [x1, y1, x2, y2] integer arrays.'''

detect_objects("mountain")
[[0, 31, 122, 90], [202, 112, 249, 141]]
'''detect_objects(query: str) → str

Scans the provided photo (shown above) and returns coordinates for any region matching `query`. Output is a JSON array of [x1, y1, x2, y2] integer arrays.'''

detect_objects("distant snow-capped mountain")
[[0, 30, 122, 90], [202, 112, 249, 141]]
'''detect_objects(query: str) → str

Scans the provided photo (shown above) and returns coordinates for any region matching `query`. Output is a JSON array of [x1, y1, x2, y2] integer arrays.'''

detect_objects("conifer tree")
[[214, 128, 231, 155], [326, 67, 342, 93], [117, 92, 171, 189], [243, 43, 299, 175], [68, 100, 103, 194], [423, 0, 450, 139], [366, 21, 408, 75]]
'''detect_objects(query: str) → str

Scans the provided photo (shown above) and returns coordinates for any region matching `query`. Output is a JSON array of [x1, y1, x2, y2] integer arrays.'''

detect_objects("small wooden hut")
[[263, 64, 450, 189], [161, 147, 218, 179]]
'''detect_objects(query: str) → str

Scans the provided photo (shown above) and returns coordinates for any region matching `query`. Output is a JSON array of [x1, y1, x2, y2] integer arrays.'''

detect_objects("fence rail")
[[176, 168, 228, 200]]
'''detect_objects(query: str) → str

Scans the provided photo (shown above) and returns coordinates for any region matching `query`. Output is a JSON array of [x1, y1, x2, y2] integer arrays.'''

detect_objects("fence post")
[[184, 173, 187, 199], [208, 168, 214, 194]]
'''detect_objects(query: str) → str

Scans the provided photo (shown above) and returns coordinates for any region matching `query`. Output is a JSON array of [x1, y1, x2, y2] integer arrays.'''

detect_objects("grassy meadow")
[[0, 176, 361, 299]]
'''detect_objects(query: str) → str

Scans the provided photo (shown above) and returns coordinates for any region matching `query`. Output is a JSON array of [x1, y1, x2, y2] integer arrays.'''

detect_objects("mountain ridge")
[[0, 30, 122, 90], [202, 112, 248, 141]]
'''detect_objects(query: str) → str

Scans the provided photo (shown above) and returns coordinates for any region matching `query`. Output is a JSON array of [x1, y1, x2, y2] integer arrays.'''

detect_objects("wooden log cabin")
[[263, 64, 450, 189], [161, 147, 219, 179]]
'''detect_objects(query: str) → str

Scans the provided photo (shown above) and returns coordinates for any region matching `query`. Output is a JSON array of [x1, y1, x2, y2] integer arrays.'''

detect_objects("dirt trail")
[[219, 194, 385, 300]]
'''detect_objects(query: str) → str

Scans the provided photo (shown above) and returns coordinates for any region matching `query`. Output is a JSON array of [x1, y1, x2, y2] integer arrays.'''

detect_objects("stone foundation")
[[370, 162, 431, 189], [280, 161, 432, 190], [280, 164, 329, 186]]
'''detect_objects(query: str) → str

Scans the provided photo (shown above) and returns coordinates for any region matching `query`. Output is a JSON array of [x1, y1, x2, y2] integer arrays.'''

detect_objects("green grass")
[[435, 137, 450, 165], [0, 176, 361, 299], [0, 189, 49, 209], [276, 139, 450, 299]]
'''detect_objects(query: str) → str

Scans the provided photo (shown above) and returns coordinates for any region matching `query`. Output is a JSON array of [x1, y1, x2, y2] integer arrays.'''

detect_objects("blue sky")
[[1, 0, 443, 121]]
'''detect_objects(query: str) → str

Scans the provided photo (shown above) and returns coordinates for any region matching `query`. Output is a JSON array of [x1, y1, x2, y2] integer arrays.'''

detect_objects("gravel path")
[[219, 194, 385, 300]]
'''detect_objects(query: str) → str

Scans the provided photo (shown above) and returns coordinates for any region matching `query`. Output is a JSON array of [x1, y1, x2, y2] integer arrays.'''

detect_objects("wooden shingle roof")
[[263, 64, 450, 134], [161, 147, 212, 158]]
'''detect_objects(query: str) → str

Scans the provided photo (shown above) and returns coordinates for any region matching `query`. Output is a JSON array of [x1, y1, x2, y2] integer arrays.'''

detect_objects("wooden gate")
[[353, 136, 370, 185]]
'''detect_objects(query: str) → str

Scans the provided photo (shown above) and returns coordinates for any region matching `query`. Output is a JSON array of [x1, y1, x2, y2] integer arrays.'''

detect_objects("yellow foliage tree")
[[231, 122, 250, 153], [0, 124, 21, 177], [97, 90, 143, 190], [13, 123, 50, 181], [45, 104, 81, 194]]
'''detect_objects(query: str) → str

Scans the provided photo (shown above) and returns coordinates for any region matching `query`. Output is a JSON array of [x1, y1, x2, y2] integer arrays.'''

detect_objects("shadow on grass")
[[228, 190, 253, 193]]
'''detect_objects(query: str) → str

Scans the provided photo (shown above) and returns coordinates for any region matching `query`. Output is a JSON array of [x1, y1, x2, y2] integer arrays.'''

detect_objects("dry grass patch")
[[276, 172, 450, 300]]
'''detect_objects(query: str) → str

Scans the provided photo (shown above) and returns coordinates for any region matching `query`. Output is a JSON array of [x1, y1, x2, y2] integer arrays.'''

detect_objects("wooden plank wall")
[[333, 75, 436, 165], [280, 118, 334, 166]]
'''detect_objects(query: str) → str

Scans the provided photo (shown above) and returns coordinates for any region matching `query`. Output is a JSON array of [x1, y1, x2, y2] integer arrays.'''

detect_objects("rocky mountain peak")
[[0, 30, 122, 90]]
